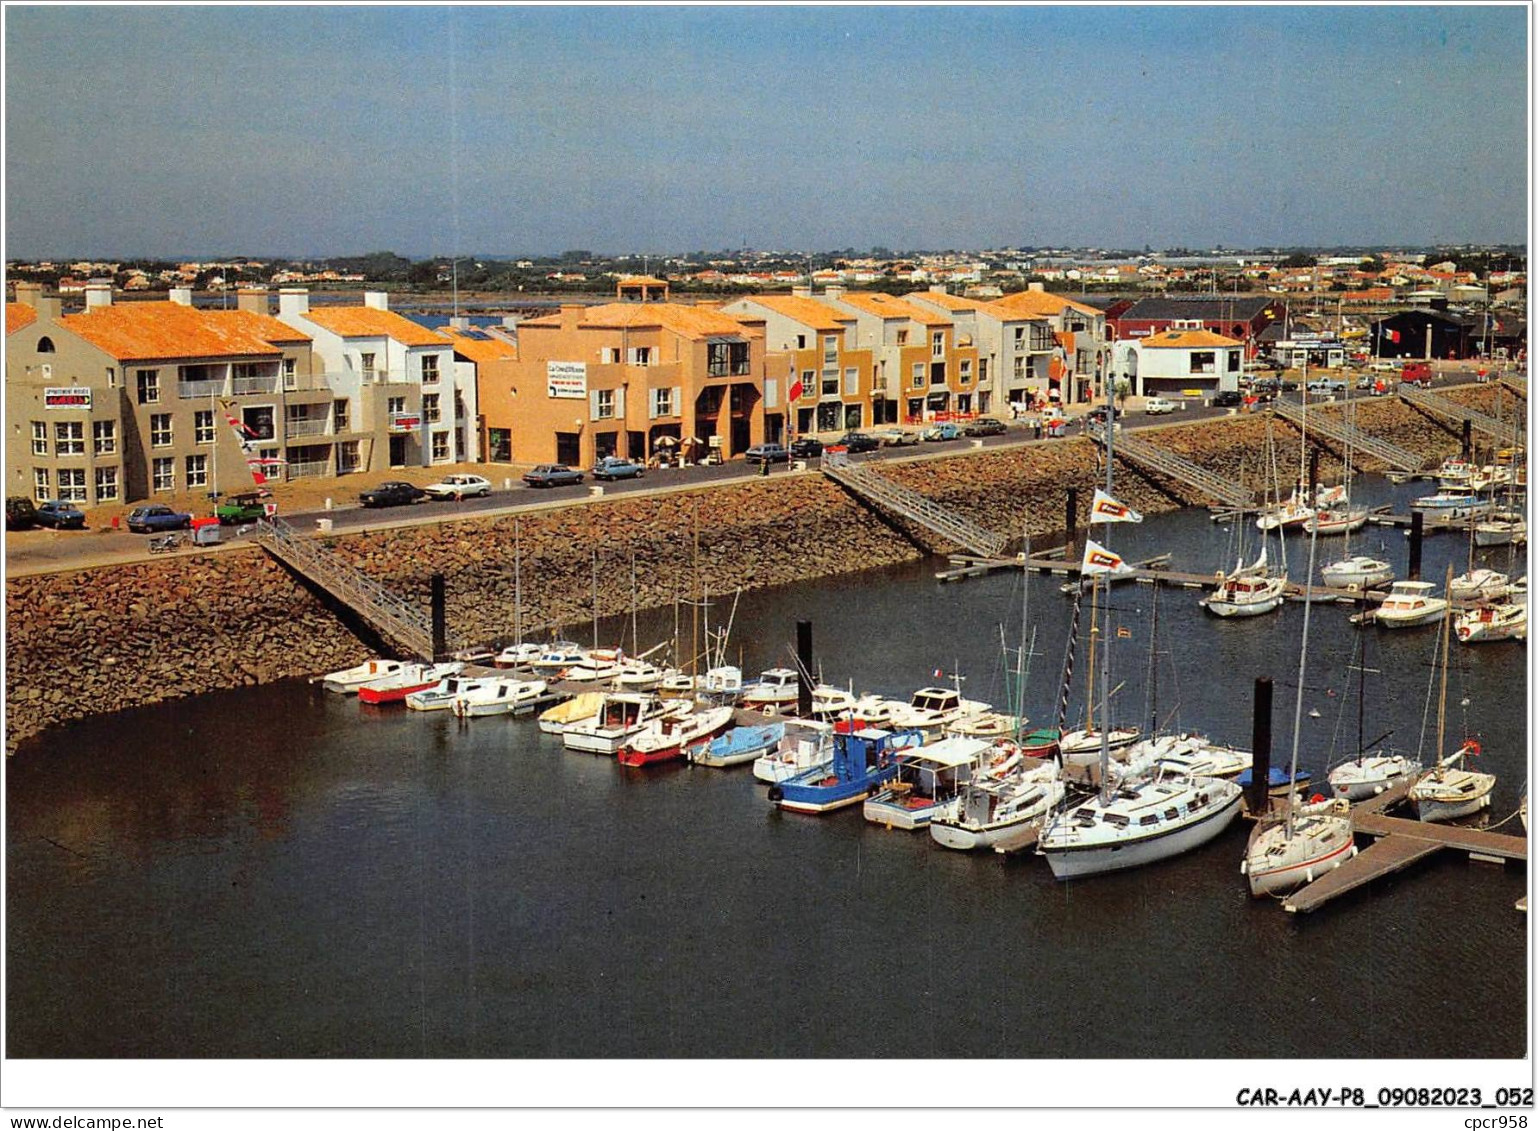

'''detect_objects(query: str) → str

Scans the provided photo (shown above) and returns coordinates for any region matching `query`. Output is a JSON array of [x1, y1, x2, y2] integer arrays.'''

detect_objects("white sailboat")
[[1242, 440, 1358, 898], [1410, 579, 1496, 821], [1327, 635, 1421, 801]]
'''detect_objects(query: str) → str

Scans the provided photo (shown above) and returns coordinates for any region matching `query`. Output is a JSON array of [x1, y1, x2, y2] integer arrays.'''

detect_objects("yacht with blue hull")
[[766, 727, 924, 814]]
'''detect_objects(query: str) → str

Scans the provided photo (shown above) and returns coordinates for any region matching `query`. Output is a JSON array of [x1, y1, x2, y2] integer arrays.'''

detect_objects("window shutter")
[[615, 387, 626, 418], [648, 388, 659, 419], [765, 378, 778, 409], [672, 386, 682, 417], [589, 390, 601, 421]]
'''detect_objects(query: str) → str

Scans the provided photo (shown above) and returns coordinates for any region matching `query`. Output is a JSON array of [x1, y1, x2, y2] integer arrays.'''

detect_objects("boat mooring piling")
[[431, 573, 447, 661], [796, 620, 814, 717], [1462, 419, 1473, 462], [1408, 512, 1424, 581], [1065, 486, 1079, 558], [1307, 448, 1319, 507], [1246, 677, 1273, 816]]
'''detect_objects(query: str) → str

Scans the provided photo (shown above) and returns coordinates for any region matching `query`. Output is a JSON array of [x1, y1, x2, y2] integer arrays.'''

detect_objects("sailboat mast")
[[691, 498, 701, 685], [1286, 401, 1325, 839], [1436, 565, 1453, 760], [1146, 584, 1160, 736], [513, 516, 522, 646], [1015, 530, 1031, 742], [591, 548, 599, 650], [1098, 386, 1116, 803]]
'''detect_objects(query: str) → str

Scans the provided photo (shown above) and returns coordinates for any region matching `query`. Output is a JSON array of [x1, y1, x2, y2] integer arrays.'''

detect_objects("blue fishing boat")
[[690, 721, 785, 768], [1237, 765, 1313, 797], [766, 726, 924, 814]]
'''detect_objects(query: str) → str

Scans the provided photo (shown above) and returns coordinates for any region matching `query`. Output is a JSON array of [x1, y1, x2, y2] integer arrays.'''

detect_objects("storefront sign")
[[547, 361, 587, 399], [388, 412, 421, 433], [44, 387, 91, 409]]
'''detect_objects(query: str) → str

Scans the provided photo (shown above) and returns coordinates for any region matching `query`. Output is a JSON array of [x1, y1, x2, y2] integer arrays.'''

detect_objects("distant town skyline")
[[5, 5, 1528, 260]]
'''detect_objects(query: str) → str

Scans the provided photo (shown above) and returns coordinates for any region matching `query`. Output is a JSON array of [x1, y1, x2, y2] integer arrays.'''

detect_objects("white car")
[[1144, 397, 1176, 415], [424, 473, 492, 500]]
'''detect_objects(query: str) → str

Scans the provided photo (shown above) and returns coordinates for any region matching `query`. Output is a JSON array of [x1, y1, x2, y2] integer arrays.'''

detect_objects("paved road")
[[4, 372, 1509, 574]]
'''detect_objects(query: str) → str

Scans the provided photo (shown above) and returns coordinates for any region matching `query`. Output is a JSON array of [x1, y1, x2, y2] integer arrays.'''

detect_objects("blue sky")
[[4, 5, 1528, 258]]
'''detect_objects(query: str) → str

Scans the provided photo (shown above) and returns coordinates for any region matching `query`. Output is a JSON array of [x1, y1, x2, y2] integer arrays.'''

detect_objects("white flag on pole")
[[1080, 539, 1128, 576], [1089, 488, 1142, 524]]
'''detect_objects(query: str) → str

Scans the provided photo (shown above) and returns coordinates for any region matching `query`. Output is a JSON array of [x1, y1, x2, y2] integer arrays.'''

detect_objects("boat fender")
[[1304, 867, 1314, 884], [767, 785, 784, 804]]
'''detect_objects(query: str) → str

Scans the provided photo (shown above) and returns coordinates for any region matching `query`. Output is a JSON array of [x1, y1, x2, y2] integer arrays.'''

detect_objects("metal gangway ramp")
[[1397, 384, 1523, 448], [1498, 373, 1526, 397], [1270, 398, 1426, 472], [820, 452, 1007, 557], [1092, 427, 1255, 509], [255, 518, 438, 660]]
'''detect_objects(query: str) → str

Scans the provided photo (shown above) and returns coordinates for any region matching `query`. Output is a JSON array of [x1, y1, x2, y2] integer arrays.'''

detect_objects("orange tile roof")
[[990, 290, 1101, 319], [576, 302, 756, 340], [737, 294, 856, 332], [56, 302, 310, 361], [835, 292, 952, 327], [1139, 330, 1243, 349], [910, 291, 985, 313], [438, 325, 518, 365], [301, 306, 450, 347], [7, 302, 38, 336]]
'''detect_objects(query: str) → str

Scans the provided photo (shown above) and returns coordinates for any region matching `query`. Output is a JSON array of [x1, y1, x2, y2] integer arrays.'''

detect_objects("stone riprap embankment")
[[5, 385, 1511, 749]]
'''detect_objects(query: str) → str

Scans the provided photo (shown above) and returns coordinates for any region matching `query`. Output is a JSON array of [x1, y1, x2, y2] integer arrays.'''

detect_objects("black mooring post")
[[1248, 677, 1274, 817], [1065, 486, 1079, 558], [1308, 447, 1319, 505], [431, 573, 447, 661], [1408, 512, 1424, 582], [1462, 419, 1473, 462], [795, 620, 814, 717]]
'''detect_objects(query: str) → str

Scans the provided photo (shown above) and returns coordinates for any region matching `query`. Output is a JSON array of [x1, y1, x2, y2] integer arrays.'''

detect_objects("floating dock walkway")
[[1275, 780, 1527, 914], [821, 452, 1008, 558], [258, 518, 439, 659], [1269, 398, 1426, 472], [1398, 384, 1524, 448]]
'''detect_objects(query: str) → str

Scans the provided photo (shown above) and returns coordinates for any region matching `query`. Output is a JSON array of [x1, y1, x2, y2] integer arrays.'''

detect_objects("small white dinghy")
[[322, 658, 405, 695]]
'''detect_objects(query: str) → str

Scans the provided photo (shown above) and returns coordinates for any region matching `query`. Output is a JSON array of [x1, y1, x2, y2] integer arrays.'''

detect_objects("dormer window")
[[37, 337, 54, 353]]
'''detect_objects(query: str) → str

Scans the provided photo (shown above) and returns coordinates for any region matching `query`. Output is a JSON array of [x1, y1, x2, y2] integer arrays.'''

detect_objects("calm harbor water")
[[7, 477, 1528, 1058]]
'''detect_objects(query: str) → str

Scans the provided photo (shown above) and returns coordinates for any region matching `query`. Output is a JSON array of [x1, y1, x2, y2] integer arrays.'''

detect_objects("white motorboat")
[[1039, 768, 1243, 879], [530, 642, 591, 678], [863, 736, 992, 830], [1474, 511, 1527, 547], [661, 665, 744, 700], [1410, 742, 1496, 821], [1304, 507, 1369, 536], [617, 704, 737, 766], [945, 711, 1025, 740], [405, 673, 485, 712], [939, 760, 1065, 852], [1436, 457, 1479, 490], [615, 658, 670, 692], [1243, 797, 1358, 897], [1448, 567, 1509, 603], [355, 661, 465, 705], [1510, 575, 1528, 605], [888, 685, 991, 735], [809, 684, 860, 719], [738, 668, 802, 711], [321, 658, 405, 694], [493, 642, 543, 669], [1201, 570, 1287, 617], [562, 693, 689, 753], [840, 694, 908, 730], [535, 690, 607, 734], [558, 647, 627, 684], [1124, 733, 1252, 780], [753, 718, 834, 783], [451, 677, 548, 718], [1328, 753, 1423, 800], [1374, 580, 1448, 628], [1321, 554, 1394, 589], [1410, 491, 1490, 519]]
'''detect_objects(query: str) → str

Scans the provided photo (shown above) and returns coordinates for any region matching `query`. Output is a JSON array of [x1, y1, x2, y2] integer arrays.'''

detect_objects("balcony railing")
[[178, 379, 225, 399], [286, 459, 331, 481], [233, 375, 279, 395], [285, 418, 331, 438]]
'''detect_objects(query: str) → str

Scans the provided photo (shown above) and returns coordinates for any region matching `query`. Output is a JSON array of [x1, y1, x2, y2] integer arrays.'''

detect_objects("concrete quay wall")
[[5, 385, 1512, 750]]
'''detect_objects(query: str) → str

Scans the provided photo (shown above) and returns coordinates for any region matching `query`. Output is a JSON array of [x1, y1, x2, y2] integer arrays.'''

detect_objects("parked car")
[[1212, 390, 1243, 407], [215, 491, 271, 525], [1278, 379, 1300, 392], [963, 417, 1008, 436], [873, 428, 921, 447], [1306, 378, 1346, 394], [127, 503, 193, 533], [1400, 362, 1434, 387], [424, 473, 493, 500], [35, 500, 87, 530], [921, 423, 960, 442], [1143, 397, 1177, 415], [1086, 405, 1113, 424], [587, 456, 644, 480], [359, 481, 428, 508], [789, 437, 824, 459], [1368, 359, 1401, 373], [6, 496, 38, 530], [743, 443, 790, 465], [834, 432, 881, 454], [522, 464, 584, 488]]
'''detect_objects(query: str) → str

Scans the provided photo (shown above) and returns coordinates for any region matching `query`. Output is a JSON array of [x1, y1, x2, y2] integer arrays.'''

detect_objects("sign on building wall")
[[388, 412, 422, 433], [44, 387, 92, 409], [547, 361, 587, 399]]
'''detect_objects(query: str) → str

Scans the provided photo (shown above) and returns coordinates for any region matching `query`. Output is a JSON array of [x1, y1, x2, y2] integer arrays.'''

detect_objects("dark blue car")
[[127, 504, 192, 533], [36, 500, 87, 530]]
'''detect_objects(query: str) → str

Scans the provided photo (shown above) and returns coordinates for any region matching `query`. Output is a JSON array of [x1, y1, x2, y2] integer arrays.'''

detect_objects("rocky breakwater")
[[6, 550, 370, 751]]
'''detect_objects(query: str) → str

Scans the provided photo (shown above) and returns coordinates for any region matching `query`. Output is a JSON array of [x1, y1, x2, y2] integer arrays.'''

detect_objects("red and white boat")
[[357, 661, 465, 704], [617, 705, 736, 767]]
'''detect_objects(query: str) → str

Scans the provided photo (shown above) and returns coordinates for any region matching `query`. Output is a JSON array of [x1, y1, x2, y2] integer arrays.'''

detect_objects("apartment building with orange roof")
[[277, 290, 475, 471], [5, 283, 332, 504], [438, 322, 518, 463], [1113, 329, 1244, 398], [718, 290, 878, 434], [489, 286, 770, 467], [905, 286, 1058, 414], [989, 284, 1109, 403]]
